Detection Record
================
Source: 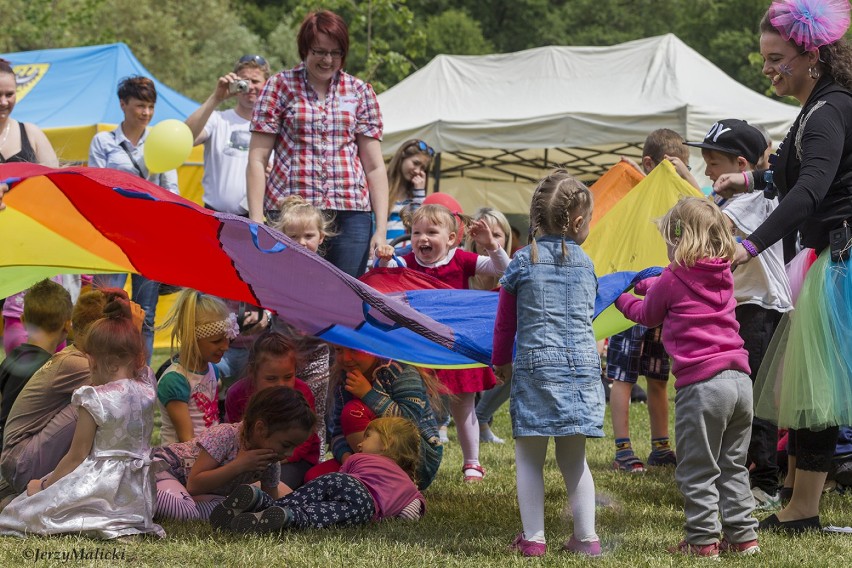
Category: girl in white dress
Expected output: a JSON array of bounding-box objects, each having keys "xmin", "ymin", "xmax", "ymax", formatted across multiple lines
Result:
[{"xmin": 0, "ymin": 298, "xmax": 164, "ymax": 539}]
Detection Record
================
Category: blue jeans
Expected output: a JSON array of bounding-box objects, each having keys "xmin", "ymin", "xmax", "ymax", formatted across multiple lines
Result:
[
  {"xmin": 476, "ymin": 377, "xmax": 512, "ymax": 425},
  {"xmin": 322, "ymin": 210, "xmax": 372, "ymax": 278},
  {"xmin": 92, "ymin": 273, "xmax": 159, "ymax": 364}
]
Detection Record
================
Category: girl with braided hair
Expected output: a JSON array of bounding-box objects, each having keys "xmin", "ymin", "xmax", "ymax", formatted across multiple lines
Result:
[{"xmin": 492, "ymin": 170, "xmax": 604, "ymax": 557}]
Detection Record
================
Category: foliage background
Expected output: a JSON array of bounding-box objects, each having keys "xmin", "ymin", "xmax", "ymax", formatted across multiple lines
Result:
[{"xmin": 1, "ymin": 0, "xmax": 788, "ymax": 102}]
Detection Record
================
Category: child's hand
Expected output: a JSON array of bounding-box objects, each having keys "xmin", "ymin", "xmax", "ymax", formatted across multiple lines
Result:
[
  {"xmin": 129, "ymin": 301, "xmax": 145, "ymax": 333},
  {"xmin": 234, "ymin": 448, "xmax": 278, "ymax": 474},
  {"xmin": 470, "ymin": 218, "xmax": 499, "ymax": 251},
  {"xmin": 26, "ymin": 478, "xmax": 43, "ymax": 496},
  {"xmin": 344, "ymin": 369, "xmax": 372, "ymax": 399},
  {"xmin": 493, "ymin": 363, "xmax": 513, "ymax": 384},
  {"xmin": 664, "ymin": 155, "xmax": 701, "ymax": 190},
  {"xmin": 374, "ymin": 244, "xmax": 395, "ymax": 261}
]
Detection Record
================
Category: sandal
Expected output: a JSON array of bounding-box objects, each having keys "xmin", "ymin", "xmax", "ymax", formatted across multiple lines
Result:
[{"xmin": 462, "ymin": 463, "xmax": 486, "ymax": 483}]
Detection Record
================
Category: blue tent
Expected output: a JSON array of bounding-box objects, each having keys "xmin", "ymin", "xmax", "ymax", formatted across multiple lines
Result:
[{"xmin": 1, "ymin": 43, "xmax": 199, "ymax": 162}]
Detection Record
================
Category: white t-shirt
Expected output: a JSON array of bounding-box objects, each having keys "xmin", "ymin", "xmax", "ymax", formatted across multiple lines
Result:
[
  {"xmin": 722, "ymin": 192, "xmax": 793, "ymax": 313},
  {"xmin": 201, "ymin": 109, "xmax": 252, "ymax": 214}
]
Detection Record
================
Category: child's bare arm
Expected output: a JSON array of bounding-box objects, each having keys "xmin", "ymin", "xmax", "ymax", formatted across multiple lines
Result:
[
  {"xmin": 664, "ymin": 155, "xmax": 701, "ymax": 190},
  {"xmin": 186, "ymin": 448, "xmax": 277, "ymax": 495},
  {"xmin": 165, "ymin": 401, "xmax": 195, "ymax": 442}
]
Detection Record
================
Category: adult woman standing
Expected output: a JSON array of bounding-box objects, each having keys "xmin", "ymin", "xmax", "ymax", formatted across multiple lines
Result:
[
  {"xmin": 715, "ymin": 0, "xmax": 852, "ymax": 533},
  {"xmin": 0, "ymin": 60, "xmax": 58, "ymax": 167},
  {"xmin": 88, "ymin": 76, "xmax": 179, "ymax": 363},
  {"xmin": 247, "ymin": 10, "xmax": 388, "ymax": 277}
]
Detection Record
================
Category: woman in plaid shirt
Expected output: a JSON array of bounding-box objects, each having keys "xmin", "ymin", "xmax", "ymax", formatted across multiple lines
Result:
[{"xmin": 247, "ymin": 10, "xmax": 389, "ymax": 278}]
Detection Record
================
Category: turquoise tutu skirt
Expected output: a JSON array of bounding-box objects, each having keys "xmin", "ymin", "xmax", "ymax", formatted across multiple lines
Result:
[{"xmin": 754, "ymin": 248, "xmax": 852, "ymax": 429}]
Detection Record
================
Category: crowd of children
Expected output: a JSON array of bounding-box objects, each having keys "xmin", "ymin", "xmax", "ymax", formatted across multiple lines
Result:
[{"xmin": 2, "ymin": 1, "xmax": 851, "ymax": 551}]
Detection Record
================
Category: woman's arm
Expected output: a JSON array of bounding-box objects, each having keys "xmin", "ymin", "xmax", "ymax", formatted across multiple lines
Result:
[
  {"xmin": 247, "ymin": 132, "xmax": 276, "ymax": 223},
  {"xmin": 165, "ymin": 401, "xmax": 195, "ymax": 442},
  {"xmin": 26, "ymin": 123, "xmax": 59, "ymax": 168},
  {"xmin": 357, "ymin": 134, "xmax": 389, "ymax": 254},
  {"xmin": 27, "ymin": 408, "xmax": 96, "ymax": 495},
  {"xmin": 185, "ymin": 447, "xmax": 276, "ymax": 496}
]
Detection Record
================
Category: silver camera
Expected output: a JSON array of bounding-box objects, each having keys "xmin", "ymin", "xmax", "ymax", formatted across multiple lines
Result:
[{"xmin": 228, "ymin": 80, "xmax": 249, "ymax": 94}]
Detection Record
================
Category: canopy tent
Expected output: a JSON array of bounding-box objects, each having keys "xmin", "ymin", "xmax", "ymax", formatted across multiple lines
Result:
[
  {"xmin": 0, "ymin": 43, "xmax": 205, "ymax": 202},
  {"xmin": 378, "ymin": 33, "xmax": 800, "ymax": 214}
]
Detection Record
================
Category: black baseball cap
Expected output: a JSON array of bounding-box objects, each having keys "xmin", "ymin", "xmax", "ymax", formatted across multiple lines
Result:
[{"xmin": 684, "ymin": 119, "xmax": 768, "ymax": 166}]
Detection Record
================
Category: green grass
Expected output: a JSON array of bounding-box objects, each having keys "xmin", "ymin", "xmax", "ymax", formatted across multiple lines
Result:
[{"xmin": 1, "ymin": 348, "xmax": 850, "ymax": 566}]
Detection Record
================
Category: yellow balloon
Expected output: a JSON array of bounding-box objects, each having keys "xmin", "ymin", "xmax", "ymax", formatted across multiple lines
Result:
[{"xmin": 143, "ymin": 119, "xmax": 193, "ymax": 174}]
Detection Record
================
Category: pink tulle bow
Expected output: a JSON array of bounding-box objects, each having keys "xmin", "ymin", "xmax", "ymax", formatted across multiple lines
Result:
[{"xmin": 770, "ymin": 0, "xmax": 851, "ymax": 51}]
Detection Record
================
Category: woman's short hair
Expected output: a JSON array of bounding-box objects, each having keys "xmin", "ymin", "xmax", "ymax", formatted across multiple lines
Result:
[
  {"xmin": 117, "ymin": 76, "xmax": 157, "ymax": 104},
  {"xmin": 297, "ymin": 11, "xmax": 350, "ymax": 67}
]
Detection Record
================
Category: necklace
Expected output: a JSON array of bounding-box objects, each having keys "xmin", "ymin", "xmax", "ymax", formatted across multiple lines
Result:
[{"xmin": 0, "ymin": 121, "xmax": 10, "ymax": 149}]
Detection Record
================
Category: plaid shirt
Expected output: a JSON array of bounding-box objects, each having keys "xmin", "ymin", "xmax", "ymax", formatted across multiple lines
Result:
[{"xmin": 251, "ymin": 64, "xmax": 383, "ymax": 212}]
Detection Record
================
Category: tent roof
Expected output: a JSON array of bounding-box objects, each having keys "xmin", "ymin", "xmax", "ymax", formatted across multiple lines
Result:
[
  {"xmin": 2, "ymin": 43, "xmax": 198, "ymax": 128},
  {"xmin": 378, "ymin": 34, "xmax": 799, "ymax": 183}
]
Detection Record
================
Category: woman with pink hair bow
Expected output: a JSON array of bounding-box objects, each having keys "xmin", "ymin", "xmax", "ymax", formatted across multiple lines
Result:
[{"xmin": 714, "ymin": 0, "xmax": 852, "ymax": 535}]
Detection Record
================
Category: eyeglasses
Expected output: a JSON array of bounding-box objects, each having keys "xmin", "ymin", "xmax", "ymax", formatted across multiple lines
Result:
[
  {"xmin": 309, "ymin": 48, "xmax": 344, "ymax": 60},
  {"xmin": 411, "ymin": 140, "xmax": 435, "ymax": 157},
  {"xmin": 238, "ymin": 54, "xmax": 267, "ymax": 67}
]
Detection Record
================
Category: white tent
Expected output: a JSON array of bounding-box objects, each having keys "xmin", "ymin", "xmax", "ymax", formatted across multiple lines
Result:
[{"xmin": 378, "ymin": 33, "xmax": 799, "ymax": 214}]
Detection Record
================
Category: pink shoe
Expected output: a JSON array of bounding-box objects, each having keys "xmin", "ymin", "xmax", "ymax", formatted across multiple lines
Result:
[
  {"xmin": 508, "ymin": 533, "xmax": 546, "ymax": 557},
  {"xmin": 562, "ymin": 536, "xmax": 602, "ymax": 557},
  {"xmin": 719, "ymin": 538, "xmax": 759, "ymax": 555},
  {"xmin": 667, "ymin": 540, "xmax": 720, "ymax": 558},
  {"xmin": 462, "ymin": 463, "xmax": 486, "ymax": 483}
]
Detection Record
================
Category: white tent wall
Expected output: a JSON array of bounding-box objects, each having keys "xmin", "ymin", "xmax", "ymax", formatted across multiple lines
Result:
[{"xmin": 378, "ymin": 34, "xmax": 799, "ymax": 214}]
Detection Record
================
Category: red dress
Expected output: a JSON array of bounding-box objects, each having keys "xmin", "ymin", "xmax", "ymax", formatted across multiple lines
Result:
[{"xmin": 401, "ymin": 249, "xmax": 497, "ymax": 394}]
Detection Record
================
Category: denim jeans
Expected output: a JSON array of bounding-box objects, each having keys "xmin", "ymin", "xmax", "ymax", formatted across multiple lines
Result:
[
  {"xmin": 322, "ymin": 210, "xmax": 373, "ymax": 278},
  {"xmin": 92, "ymin": 273, "xmax": 159, "ymax": 364}
]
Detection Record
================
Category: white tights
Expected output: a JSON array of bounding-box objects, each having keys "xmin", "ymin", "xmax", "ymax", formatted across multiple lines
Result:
[
  {"xmin": 515, "ymin": 435, "xmax": 597, "ymax": 544},
  {"xmin": 450, "ymin": 392, "xmax": 480, "ymax": 468}
]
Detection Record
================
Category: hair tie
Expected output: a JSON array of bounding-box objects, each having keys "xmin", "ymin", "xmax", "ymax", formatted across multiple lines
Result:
[
  {"xmin": 674, "ymin": 219, "xmax": 682, "ymax": 238},
  {"xmin": 769, "ymin": 0, "xmax": 851, "ymax": 52}
]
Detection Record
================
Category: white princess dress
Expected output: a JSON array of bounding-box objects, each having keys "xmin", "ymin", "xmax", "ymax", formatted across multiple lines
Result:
[{"xmin": 0, "ymin": 368, "xmax": 165, "ymax": 539}]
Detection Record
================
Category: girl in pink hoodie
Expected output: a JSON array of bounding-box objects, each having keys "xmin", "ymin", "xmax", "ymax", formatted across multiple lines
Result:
[{"xmin": 615, "ymin": 197, "xmax": 758, "ymax": 558}]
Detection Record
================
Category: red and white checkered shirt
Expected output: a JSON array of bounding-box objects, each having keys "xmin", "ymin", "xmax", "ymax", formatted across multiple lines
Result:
[{"xmin": 251, "ymin": 64, "xmax": 383, "ymax": 212}]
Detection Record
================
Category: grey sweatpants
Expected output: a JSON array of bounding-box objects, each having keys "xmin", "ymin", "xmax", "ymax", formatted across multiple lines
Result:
[{"xmin": 674, "ymin": 370, "xmax": 758, "ymax": 544}]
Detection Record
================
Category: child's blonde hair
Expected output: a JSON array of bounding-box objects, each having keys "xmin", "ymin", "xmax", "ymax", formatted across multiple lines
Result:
[
  {"xmin": 410, "ymin": 204, "xmax": 471, "ymax": 238},
  {"xmin": 159, "ymin": 288, "xmax": 232, "ymax": 371},
  {"xmin": 528, "ymin": 169, "xmax": 593, "ymax": 263},
  {"xmin": 364, "ymin": 417, "xmax": 421, "ymax": 484},
  {"xmin": 387, "ymin": 139, "xmax": 433, "ymax": 208},
  {"xmin": 272, "ymin": 195, "xmax": 336, "ymax": 241},
  {"xmin": 657, "ymin": 197, "xmax": 736, "ymax": 268}
]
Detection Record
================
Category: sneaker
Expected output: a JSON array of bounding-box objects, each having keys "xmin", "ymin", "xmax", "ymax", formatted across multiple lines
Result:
[
  {"xmin": 210, "ymin": 484, "xmax": 266, "ymax": 530},
  {"xmin": 231, "ymin": 505, "xmax": 293, "ymax": 533},
  {"xmin": 647, "ymin": 449, "xmax": 677, "ymax": 467},
  {"xmin": 508, "ymin": 533, "xmax": 546, "ymax": 557},
  {"xmin": 480, "ymin": 424, "xmax": 505, "ymax": 444},
  {"xmin": 438, "ymin": 425, "xmax": 450, "ymax": 444},
  {"xmin": 751, "ymin": 487, "xmax": 781, "ymax": 512},
  {"xmin": 562, "ymin": 536, "xmax": 602, "ymax": 557},
  {"xmin": 667, "ymin": 540, "xmax": 720, "ymax": 558},
  {"xmin": 612, "ymin": 452, "xmax": 645, "ymax": 473},
  {"xmin": 720, "ymin": 538, "xmax": 760, "ymax": 555}
]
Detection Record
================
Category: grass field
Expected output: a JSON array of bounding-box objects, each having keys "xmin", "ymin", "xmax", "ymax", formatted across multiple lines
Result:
[{"xmin": 0, "ymin": 348, "xmax": 850, "ymax": 567}]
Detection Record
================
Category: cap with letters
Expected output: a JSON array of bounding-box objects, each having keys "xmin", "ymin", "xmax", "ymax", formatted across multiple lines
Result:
[{"xmin": 684, "ymin": 119, "xmax": 768, "ymax": 166}]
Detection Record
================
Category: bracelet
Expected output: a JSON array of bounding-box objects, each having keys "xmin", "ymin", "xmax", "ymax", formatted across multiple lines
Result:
[
  {"xmin": 40, "ymin": 478, "xmax": 47, "ymax": 490},
  {"xmin": 741, "ymin": 239, "xmax": 759, "ymax": 257},
  {"xmin": 742, "ymin": 171, "xmax": 750, "ymax": 192}
]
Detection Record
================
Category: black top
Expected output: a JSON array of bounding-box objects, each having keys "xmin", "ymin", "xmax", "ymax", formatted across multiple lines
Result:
[
  {"xmin": 0, "ymin": 343, "xmax": 52, "ymax": 443},
  {"xmin": 0, "ymin": 122, "xmax": 37, "ymax": 164},
  {"xmin": 750, "ymin": 76, "xmax": 852, "ymax": 255}
]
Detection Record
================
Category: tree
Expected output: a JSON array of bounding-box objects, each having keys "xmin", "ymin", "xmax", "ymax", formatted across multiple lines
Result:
[{"xmin": 421, "ymin": 9, "xmax": 493, "ymax": 64}]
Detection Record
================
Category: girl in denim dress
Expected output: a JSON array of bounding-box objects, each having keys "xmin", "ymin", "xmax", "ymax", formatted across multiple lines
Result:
[{"xmin": 493, "ymin": 170, "xmax": 605, "ymax": 558}]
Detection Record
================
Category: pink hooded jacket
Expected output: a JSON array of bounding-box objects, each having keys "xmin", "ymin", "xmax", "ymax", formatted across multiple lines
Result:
[{"xmin": 615, "ymin": 258, "xmax": 750, "ymax": 389}]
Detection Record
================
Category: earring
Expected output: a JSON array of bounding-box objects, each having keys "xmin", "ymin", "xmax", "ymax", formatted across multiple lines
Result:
[{"xmin": 809, "ymin": 66, "xmax": 821, "ymax": 80}]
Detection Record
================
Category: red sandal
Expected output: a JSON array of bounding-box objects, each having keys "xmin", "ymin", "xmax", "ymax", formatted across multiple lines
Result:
[{"xmin": 462, "ymin": 463, "xmax": 486, "ymax": 483}]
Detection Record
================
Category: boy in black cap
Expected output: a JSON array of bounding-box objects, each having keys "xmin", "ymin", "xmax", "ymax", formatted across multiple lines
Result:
[{"xmin": 686, "ymin": 119, "xmax": 793, "ymax": 513}]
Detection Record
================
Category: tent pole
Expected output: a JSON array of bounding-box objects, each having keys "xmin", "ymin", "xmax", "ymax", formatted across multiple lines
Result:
[{"xmin": 433, "ymin": 152, "xmax": 442, "ymax": 193}]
